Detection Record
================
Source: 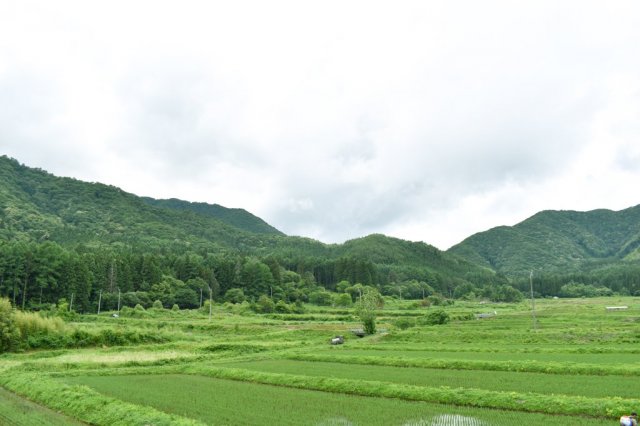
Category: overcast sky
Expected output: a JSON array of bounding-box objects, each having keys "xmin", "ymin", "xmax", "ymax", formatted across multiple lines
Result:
[{"xmin": 1, "ymin": 1, "xmax": 640, "ymax": 250}]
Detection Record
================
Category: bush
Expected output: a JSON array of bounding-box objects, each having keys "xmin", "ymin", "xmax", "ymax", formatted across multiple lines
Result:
[
  {"xmin": 152, "ymin": 300, "xmax": 164, "ymax": 310},
  {"xmin": 0, "ymin": 297, "xmax": 20, "ymax": 352},
  {"xmin": 334, "ymin": 293, "xmax": 353, "ymax": 307},
  {"xmin": 420, "ymin": 309, "xmax": 450, "ymax": 325},
  {"xmin": 255, "ymin": 295, "xmax": 275, "ymax": 313},
  {"xmin": 225, "ymin": 288, "xmax": 246, "ymax": 304},
  {"xmin": 309, "ymin": 291, "xmax": 333, "ymax": 306},
  {"xmin": 275, "ymin": 300, "xmax": 291, "ymax": 313},
  {"xmin": 14, "ymin": 310, "xmax": 65, "ymax": 338},
  {"xmin": 171, "ymin": 304, "xmax": 180, "ymax": 311},
  {"xmin": 393, "ymin": 317, "xmax": 416, "ymax": 330}
]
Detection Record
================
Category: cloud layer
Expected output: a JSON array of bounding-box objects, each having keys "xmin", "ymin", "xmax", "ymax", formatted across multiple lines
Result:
[{"xmin": 1, "ymin": 1, "xmax": 640, "ymax": 248}]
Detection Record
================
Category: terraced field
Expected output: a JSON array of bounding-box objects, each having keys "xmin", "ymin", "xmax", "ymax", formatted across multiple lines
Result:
[{"xmin": 1, "ymin": 297, "xmax": 638, "ymax": 425}]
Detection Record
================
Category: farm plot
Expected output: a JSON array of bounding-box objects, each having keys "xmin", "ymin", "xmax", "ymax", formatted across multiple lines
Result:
[
  {"xmin": 64, "ymin": 373, "xmax": 611, "ymax": 426},
  {"xmin": 0, "ymin": 386, "xmax": 84, "ymax": 426},
  {"xmin": 219, "ymin": 359, "xmax": 639, "ymax": 398},
  {"xmin": 313, "ymin": 348, "xmax": 640, "ymax": 364}
]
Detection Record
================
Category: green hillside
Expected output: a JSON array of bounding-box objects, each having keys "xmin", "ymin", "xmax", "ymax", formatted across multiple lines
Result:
[
  {"xmin": 448, "ymin": 206, "xmax": 640, "ymax": 277},
  {"xmin": 0, "ymin": 156, "xmax": 504, "ymax": 311},
  {"xmin": 0, "ymin": 156, "xmax": 278, "ymax": 252},
  {"xmin": 141, "ymin": 197, "xmax": 283, "ymax": 236}
]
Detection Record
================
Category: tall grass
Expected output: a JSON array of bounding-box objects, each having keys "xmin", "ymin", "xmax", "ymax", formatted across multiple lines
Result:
[{"xmin": 14, "ymin": 310, "xmax": 66, "ymax": 338}]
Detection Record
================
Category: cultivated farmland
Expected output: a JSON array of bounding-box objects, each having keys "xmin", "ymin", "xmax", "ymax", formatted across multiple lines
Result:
[{"xmin": 1, "ymin": 297, "xmax": 638, "ymax": 425}]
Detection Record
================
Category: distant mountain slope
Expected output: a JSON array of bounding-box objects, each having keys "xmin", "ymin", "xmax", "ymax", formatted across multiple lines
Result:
[
  {"xmin": 448, "ymin": 206, "xmax": 640, "ymax": 276},
  {"xmin": 0, "ymin": 155, "xmax": 504, "ymax": 289},
  {"xmin": 0, "ymin": 156, "xmax": 274, "ymax": 250},
  {"xmin": 141, "ymin": 197, "xmax": 283, "ymax": 236}
]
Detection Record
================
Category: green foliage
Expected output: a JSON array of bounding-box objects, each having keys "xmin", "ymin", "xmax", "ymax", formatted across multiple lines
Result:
[
  {"xmin": 333, "ymin": 293, "xmax": 353, "ymax": 307},
  {"xmin": 224, "ymin": 288, "xmax": 246, "ymax": 304},
  {"xmin": 274, "ymin": 300, "xmax": 291, "ymax": 313},
  {"xmin": 559, "ymin": 282, "xmax": 614, "ymax": 298},
  {"xmin": 0, "ymin": 156, "xmax": 512, "ymax": 309},
  {"xmin": 309, "ymin": 290, "xmax": 333, "ymax": 306},
  {"xmin": 392, "ymin": 317, "xmax": 416, "ymax": 330},
  {"xmin": 420, "ymin": 309, "xmax": 450, "ymax": 325},
  {"xmin": 151, "ymin": 300, "xmax": 163, "ymax": 309},
  {"xmin": 0, "ymin": 297, "xmax": 20, "ymax": 352},
  {"xmin": 355, "ymin": 288, "xmax": 381, "ymax": 335},
  {"xmin": 141, "ymin": 197, "xmax": 283, "ymax": 236},
  {"xmin": 255, "ymin": 295, "xmax": 275, "ymax": 313},
  {"xmin": 449, "ymin": 205, "xmax": 640, "ymax": 278}
]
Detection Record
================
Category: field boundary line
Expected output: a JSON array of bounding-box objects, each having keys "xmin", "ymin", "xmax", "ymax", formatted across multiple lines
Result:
[
  {"xmin": 0, "ymin": 371, "xmax": 205, "ymax": 426},
  {"xmin": 286, "ymin": 353, "xmax": 640, "ymax": 376},
  {"xmin": 181, "ymin": 366, "xmax": 633, "ymax": 419}
]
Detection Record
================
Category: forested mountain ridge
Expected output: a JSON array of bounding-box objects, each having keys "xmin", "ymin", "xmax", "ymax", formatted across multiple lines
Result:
[
  {"xmin": 0, "ymin": 155, "xmax": 282, "ymax": 251},
  {"xmin": 0, "ymin": 155, "xmax": 505, "ymax": 311},
  {"xmin": 141, "ymin": 197, "xmax": 283, "ymax": 236},
  {"xmin": 448, "ymin": 205, "xmax": 640, "ymax": 277}
]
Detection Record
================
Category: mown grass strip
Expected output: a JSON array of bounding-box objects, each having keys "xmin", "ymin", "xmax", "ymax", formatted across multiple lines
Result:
[
  {"xmin": 0, "ymin": 371, "xmax": 204, "ymax": 426},
  {"xmin": 347, "ymin": 344, "xmax": 640, "ymax": 354},
  {"xmin": 220, "ymin": 359, "xmax": 639, "ymax": 399},
  {"xmin": 182, "ymin": 365, "xmax": 636, "ymax": 419},
  {"xmin": 287, "ymin": 353, "xmax": 640, "ymax": 376}
]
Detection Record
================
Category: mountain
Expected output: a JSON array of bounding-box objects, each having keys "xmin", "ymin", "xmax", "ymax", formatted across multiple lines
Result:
[
  {"xmin": 141, "ymin": 197, "xmax": 283, "ymax": 236},
  {"xmin": 448, "ymin": 206, "xmax": 640, "ymax": 277},
  {"xmin": 0, "ymin": 156, "xmax": 281, "ymax": 251},
  {"xmin": 0, "ymin": 155, "xmax": 496, "ymax": 289}
]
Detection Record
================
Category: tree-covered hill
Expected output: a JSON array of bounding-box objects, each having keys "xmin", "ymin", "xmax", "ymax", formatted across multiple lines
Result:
[
  {"xmin": 0, "ymin": 155, "xmax": 508, "ymax": 311},
  {"xmin": 0, "ymin": 156, "xmax": 277, "ymax": 251},
  {"xmin": 448, "ymin": 206, "xmax": 640, "ymax": 277},
  {"xmin": 141, "ymin": 197, "xmax": 283, "ymax": 236}
]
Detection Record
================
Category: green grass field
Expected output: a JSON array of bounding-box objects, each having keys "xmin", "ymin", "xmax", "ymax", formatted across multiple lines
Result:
[
  {"xmin": 64, "ymin": 374, "xmax": 611, "ymax": 426},
  {"xmin": 1, "ymin": 297, "xmax": 639, "ymax": 425},
  {"xmin": 0, "ymin": 387, "xmax": 84, "ymax": 426}
]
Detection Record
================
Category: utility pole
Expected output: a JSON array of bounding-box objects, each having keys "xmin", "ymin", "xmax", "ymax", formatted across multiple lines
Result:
[
  {"xmin": 199, "ymin": 288, "xmax": 203, "ymax": 308},
  {"xmin": 208, "ymin": 286, "xmax": 213, "ymax": 320},
  {"xmin": 69, "ymin": 293, "xmax": 74, "ymax": 312},
  {"xmin": 117, "ymin": 288, "xmax": 121, "ymax": 314},
  {"xmin": 530, "ymin": 270, "xmax": 537, "ymax": 330},
  {"xmin": 97, "ymin": 290, "xmax": 102, "ymax": 315}
]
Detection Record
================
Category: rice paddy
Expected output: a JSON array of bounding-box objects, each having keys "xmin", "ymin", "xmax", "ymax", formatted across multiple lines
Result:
[{"xmin": 0, "ymin": 297, "xmax": 638, "ymax": 425}]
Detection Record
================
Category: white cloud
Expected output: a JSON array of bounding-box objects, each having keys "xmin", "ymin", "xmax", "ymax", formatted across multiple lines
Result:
[{"xmin": 1, "ymin": 1, "xmax": 640, "ymax": 249}]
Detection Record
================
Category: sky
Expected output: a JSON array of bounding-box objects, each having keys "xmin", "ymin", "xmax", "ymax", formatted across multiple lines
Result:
[{"xmin": 1, "ymin": 1, "xmax": 640, "ymax": 250}]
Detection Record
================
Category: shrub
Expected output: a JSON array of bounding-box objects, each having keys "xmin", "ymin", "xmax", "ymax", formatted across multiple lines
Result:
[
  {"xmin": 393, "ymin": 317, "xmax": 416, "ymax": 330},
  {"xmin": 292, "ymin": 300, "xmax": 306, "ymax": 314},
  {"xmin": 152, "ymin": 300, "xmax": 164, "ymax": 310},
  {"xmin": 334, "ymin": 293, "xmax": 353, "ymax": 307},
  {"xmin": 427, "ymin": 295, "xmax": 443, "ymax": 306},
  {"xmin": 356, "ymin": 289, "xmax": 381, "ymax": 335},
  {"xmin": 309, "ymin": 291, "xmax": 333, "ymax": 306},
  {"xmin": 134, "ymin": 304, "xmax": 145, "ymax": 312},
  {"xmin": 14, "ymin": 310, "xmax": 65, "ymax": 338},
  {"xmin": 171, "ymin": 304, "xmax": 180, "ymax": 311},
  {"xmin": 255, "ymin": 295, "xmax": 275, "ymax": 313},
  {"xmin": 275, "ymin": 300, "xmax": 291, "ymax": 313},
  {"xmin": 225, "ymin": 288, "xmax": 246, "ymax": 304},
  {"xmin": 0, "ymin": 297, "xmax": 20, "ymax": 352},
  {"xmin": 420, "ymin": 309, "xmax": 450, "ymax": 325}
]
